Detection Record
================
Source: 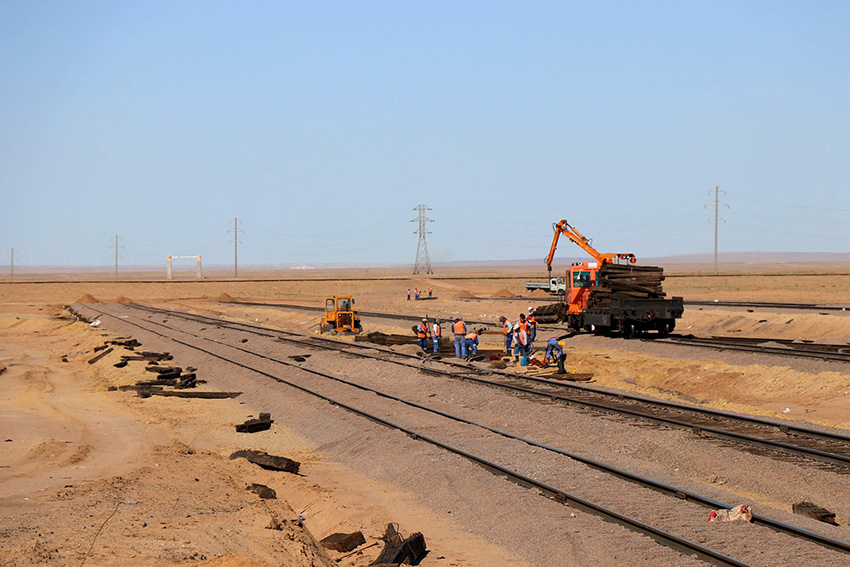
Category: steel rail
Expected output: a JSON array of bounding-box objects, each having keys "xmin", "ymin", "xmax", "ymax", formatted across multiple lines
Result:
[
  {"xmin": 686, "ymin": 300, "xmax": 849, "ymax": 312},
  {"xmin": 119, "ymin": 302, "xmax": 850, "ymax": 462},
  {"xmin": 660, "ymin": 336, "xmax": 850, "ymax": 363},
  {"xmin": 77, "ymin": 303, "xmax": 850, "ymax": 564}
]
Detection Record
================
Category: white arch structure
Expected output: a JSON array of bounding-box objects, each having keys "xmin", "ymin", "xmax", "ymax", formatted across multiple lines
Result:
[{"xmin": 166, "ymin": 255, "xmax": 202, "ymax": 279}]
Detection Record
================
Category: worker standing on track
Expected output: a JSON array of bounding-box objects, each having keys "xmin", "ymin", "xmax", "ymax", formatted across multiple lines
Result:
[
  {"xmin": 464, "ymin": 328, "xmax": 479, "ymax": 358},
  {"xmin": 513, "ymin": 322, "xmax": 528, "ymax": 361},
  {"xmin": 526, "ymin": 308, "xmax": 537, "ymax": 348},
  {"xmin": 415, "ymin": 318, "xmax": 429, "ymax": 351},
  {"xmin": 500, "ymin": 316, "xmax": 513, "ymax": 354},
  {"xmin": 452, "ymin": 316, "xmax": 468, "ymax": 358},
  {"xmin": 432, "ymin": 318, "xmax": 442, "ymax": 353}
]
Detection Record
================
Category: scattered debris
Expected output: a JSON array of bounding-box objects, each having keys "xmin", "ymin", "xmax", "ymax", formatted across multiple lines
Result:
[
  {"xmin": 116, "ymin": 385, "xmax": 240, "ymax": 399},
  {"xmin": 320, "ymin": 531, "xmax": 366, "ymax": 553},
  {"xmin": 793, "ymin": 502, "xmax": 837, "ymax": 525},
  {"xmin": 236, "ymin": 413, "xmax": 274, "ymax": 433},
  {"xmin": 708, "ymin": 504, "xmax": 753, "ymax": 523},
  {"xmin": 288, "ymin": 354, "xmax": 311, "ymax": 362},
  {"xmin": 229, "ymin": 450, "xmax": 300, "ymax": 474},
  {"xmin": 87, "ymin": 347, "xmax": 113, "ymax": 364},
  {"xmin": 246, "ymin": 483, "xmax": 277, "ymax": 499},
  {"xmin": 370, "ymin": 523, "xmax": 426, "ymax": 566}
]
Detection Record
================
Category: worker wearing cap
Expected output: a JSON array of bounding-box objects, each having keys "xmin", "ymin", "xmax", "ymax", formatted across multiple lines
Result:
[
  {"xmin": 415, "ymin": 318, "xmax": 429, "ymax": 351},
  {"xmin": 500, "ymin": 316, "xmax": 513, "ymax": 354},
  {"xmin": 526, "ymin": 308, "xmax": 537, "ymax": 347},
  {"xmin": 464, "ymin": 329, "xmax": 479, "ymax": 358},
  {"xmin": 513, "ymin": 322, "xmax": 528, "ymax": 361},
  {"xmin": 543, "ymin": 336, "xmax": 564, "ymax": 364},
  {"xmin": 431, "ymin": 318, "xmax": 442, "ymax": 353},
  {"xmin": 452, "ymin": 316, "xmax": 468, "ymax": 358}
]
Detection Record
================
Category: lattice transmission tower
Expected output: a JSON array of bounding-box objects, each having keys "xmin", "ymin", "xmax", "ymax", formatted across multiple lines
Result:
[{"xmin": 411, "ymin": 204, "xmax": 434, "ymax": 274}]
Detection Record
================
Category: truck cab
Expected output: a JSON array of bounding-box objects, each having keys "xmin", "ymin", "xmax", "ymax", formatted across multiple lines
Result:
[{"xmin": 566, "ymin": 262, "xmax": 598, "ymax": 315}]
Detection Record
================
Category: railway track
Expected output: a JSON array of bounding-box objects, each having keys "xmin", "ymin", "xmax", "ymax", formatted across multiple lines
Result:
[
  {"xmin": 658, "ymin": 335, "xmax": 850, "ymax": 363},
  {"xmin": 100, "ymin": 303, "xmax": 850, "ymax": 471},
  {"xmin": 70, "ymin": 301, "xmax": 850, "ymax": 566},
  {"xmin": 686, "ymin": 300, "xmax": 850, "ymax": 312},
  {"xmin": 223, "ymin": 300, "xmax": 850, "ymax": 364}
]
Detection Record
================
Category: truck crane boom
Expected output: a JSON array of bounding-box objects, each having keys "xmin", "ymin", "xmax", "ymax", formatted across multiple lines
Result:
[{"xmin": 545, "ymin": 219, "xmax": 636, "ymax": 277}]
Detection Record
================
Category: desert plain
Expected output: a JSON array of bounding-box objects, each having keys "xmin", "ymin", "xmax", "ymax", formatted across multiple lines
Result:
[{"xmin": 2, "ymin": 263, "xmax": 850, "ymax": 566}]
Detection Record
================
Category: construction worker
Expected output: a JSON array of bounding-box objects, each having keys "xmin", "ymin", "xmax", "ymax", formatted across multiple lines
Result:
[
  {"xmin": 464, "ymin": 328, "xmax": 479, "ymax": 358},
  {"xmin": 414, "ymin": 288, "xmax": 420, "ymax": 300},
  {"xmin": 513, "ymin": 322, "xmax": 528, "ymax": 361},
  {"xmin": 415, "ymin": 318, "xmax": 429, "ymax": 351},
  {"xmin": 500, "ymin": 316, "xmax": 513, "ymax": 354},
  {"xmin": 526, "ymin": 308, "xmax": 537, "ymax": 347},
  {"xmin": 452, "ymin": 316, "xmax": 468, "ymax": 358},
  {"xmin": 407, "ymin": 289, "xmax": 411, "ymax": 301},
  {"xmin": 543, "ymin": 336, "xmax": 563, "ymax": 364},
  {"xmin": 431, "ymin": 318, "xmax": 442, "ymax": 353},
  {"xmin": 428, "ymin": 287, "xmax": 433, "ymax": 298}
]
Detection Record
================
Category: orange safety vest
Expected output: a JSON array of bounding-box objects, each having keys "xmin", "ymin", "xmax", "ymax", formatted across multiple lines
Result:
[
  {"xmin": 433, "ymin": 323, "xmax": 442, "ymax": 337},
  {"xmin": 515, "ymin": 328, "xmax": 528, "ymax": 345},
  {"xmin": 518, "ymin": 320, "xmax": 528, "ymax": 334},
  {"xmin": 452, "ymin": 320, "xmax": 467, "ymax": 335},
  {"xmin": 527, "ymin": 317, "xmax": 536, "ymax": 332},
  {"xmin": 465, "ymin": 331, "xmax": 478, "ymax": 341},
  {"xmin": 416, "ymin": 323, "xmax": 427, "ymax": 338},
  {"xmin": 503, "ymin": 320, "xmax": 512, "ymax": 335}
]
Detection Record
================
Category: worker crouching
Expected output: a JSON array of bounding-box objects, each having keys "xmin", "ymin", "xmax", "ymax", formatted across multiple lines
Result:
[
  {"xmin": 464, "ymin": 329, "xmax": 479, "ymax": 359},
  {"xmin": 452, "ymin": 317, "xmax": 468, "ymax": 358},
  {"xmin": 544, "ymin": 336, "xmax": 568, "ymax": 374}
]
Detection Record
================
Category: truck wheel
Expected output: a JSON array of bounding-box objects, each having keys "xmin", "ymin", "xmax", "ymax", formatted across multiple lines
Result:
[
  {"xmin": 622, "ymin": 323, "xmax": 635, "ymax": 339},
  {"xmin": 658, "ymin": 321, "xmax": 674, "ymax": 336}
]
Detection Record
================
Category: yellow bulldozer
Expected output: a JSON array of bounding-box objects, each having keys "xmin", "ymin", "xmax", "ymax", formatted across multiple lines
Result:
[{"xmin": 320, "ymin": 296, "xmax": 362, "ymax": 334}]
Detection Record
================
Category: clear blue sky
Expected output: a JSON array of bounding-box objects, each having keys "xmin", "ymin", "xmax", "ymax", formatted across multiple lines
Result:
[{"xmin": 1, "ymin": 1, "xmax": 848, "ymax": 267}]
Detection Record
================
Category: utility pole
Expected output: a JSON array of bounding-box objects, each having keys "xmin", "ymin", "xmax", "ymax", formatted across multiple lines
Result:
[
  {"xmin": 229, "ymin": 218, "xmax": 243, "ymax": 278},
  {"xmin": 111, "ymin": 235, "xmax": 123, "ymax": 279},
  {"xmin": 707, "ymin": 186, "xmax": 727, "ymax": 276},
  {"xmin": 411, "ymin": 205, "xmax": 434, "ymax": 275}
]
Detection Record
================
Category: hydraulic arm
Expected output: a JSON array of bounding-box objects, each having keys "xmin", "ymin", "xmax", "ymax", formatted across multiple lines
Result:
[{"xmin": 545, "ymin": 219, "xmax": 636, "ymax": 277}]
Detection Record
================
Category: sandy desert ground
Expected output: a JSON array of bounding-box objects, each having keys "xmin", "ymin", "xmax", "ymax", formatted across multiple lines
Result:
[{"xmin": 2, "ymin": 263, "xmax": 849, "ymax": 566}]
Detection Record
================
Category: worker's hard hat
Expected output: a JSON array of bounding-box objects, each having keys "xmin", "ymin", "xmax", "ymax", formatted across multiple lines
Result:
[
  {"xmin": 421, "ymin": 318, "xmax": 427, "ymax": 322},
  {"xmin": 528, "ymin": 306, "xmax": 533, "ymax": 312},
  {"xmin": 558, "ymin": 341, "xmax": 565, "ymax": 346},
  {"xmin": 455, "ymin": 316, "xmax": 462, "ymax": 321},
  {"xmin": 513, "ymin": 323, "xmax": 520, "ymax": 330},
  {"xmin": 499, "ymin": 316, "xmax": 506, "ymax": 321}
]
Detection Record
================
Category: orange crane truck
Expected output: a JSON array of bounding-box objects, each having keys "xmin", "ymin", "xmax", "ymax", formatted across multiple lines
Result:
[{"xmin": 535, "ymin": 220, "xmax": 683, "ymax": 337}]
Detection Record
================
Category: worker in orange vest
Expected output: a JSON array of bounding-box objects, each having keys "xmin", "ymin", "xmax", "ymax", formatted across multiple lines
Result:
[
  {"xmin": 431, "ymin": 318, "xmax": 442, "ymax": 353},
  {"xmin": 451, "ymin": 316, "xmax": 468, "ymax": 358},
  {"xmin": 500, "ymin": 316, "xmax": 513, "ymax": 354},
  {"xmin": 513, "ymin": 322, "xmax": 528, "ymax": 361},
  {"xmin": 464, "ymin": 329, "xmax": 479, "ymax": 358},
  {"xmin": 526, "ymin": 308, "xmax": 537, "ymax": 347},
  {"xmin": 415, "ymin": 318, "xmax": 429, "ymax": 351}
]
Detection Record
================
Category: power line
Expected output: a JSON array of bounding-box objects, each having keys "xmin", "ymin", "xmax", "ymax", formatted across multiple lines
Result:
[{"xmin": 411, "ymin": 204, "xmax": 434, "ymax": 275}]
